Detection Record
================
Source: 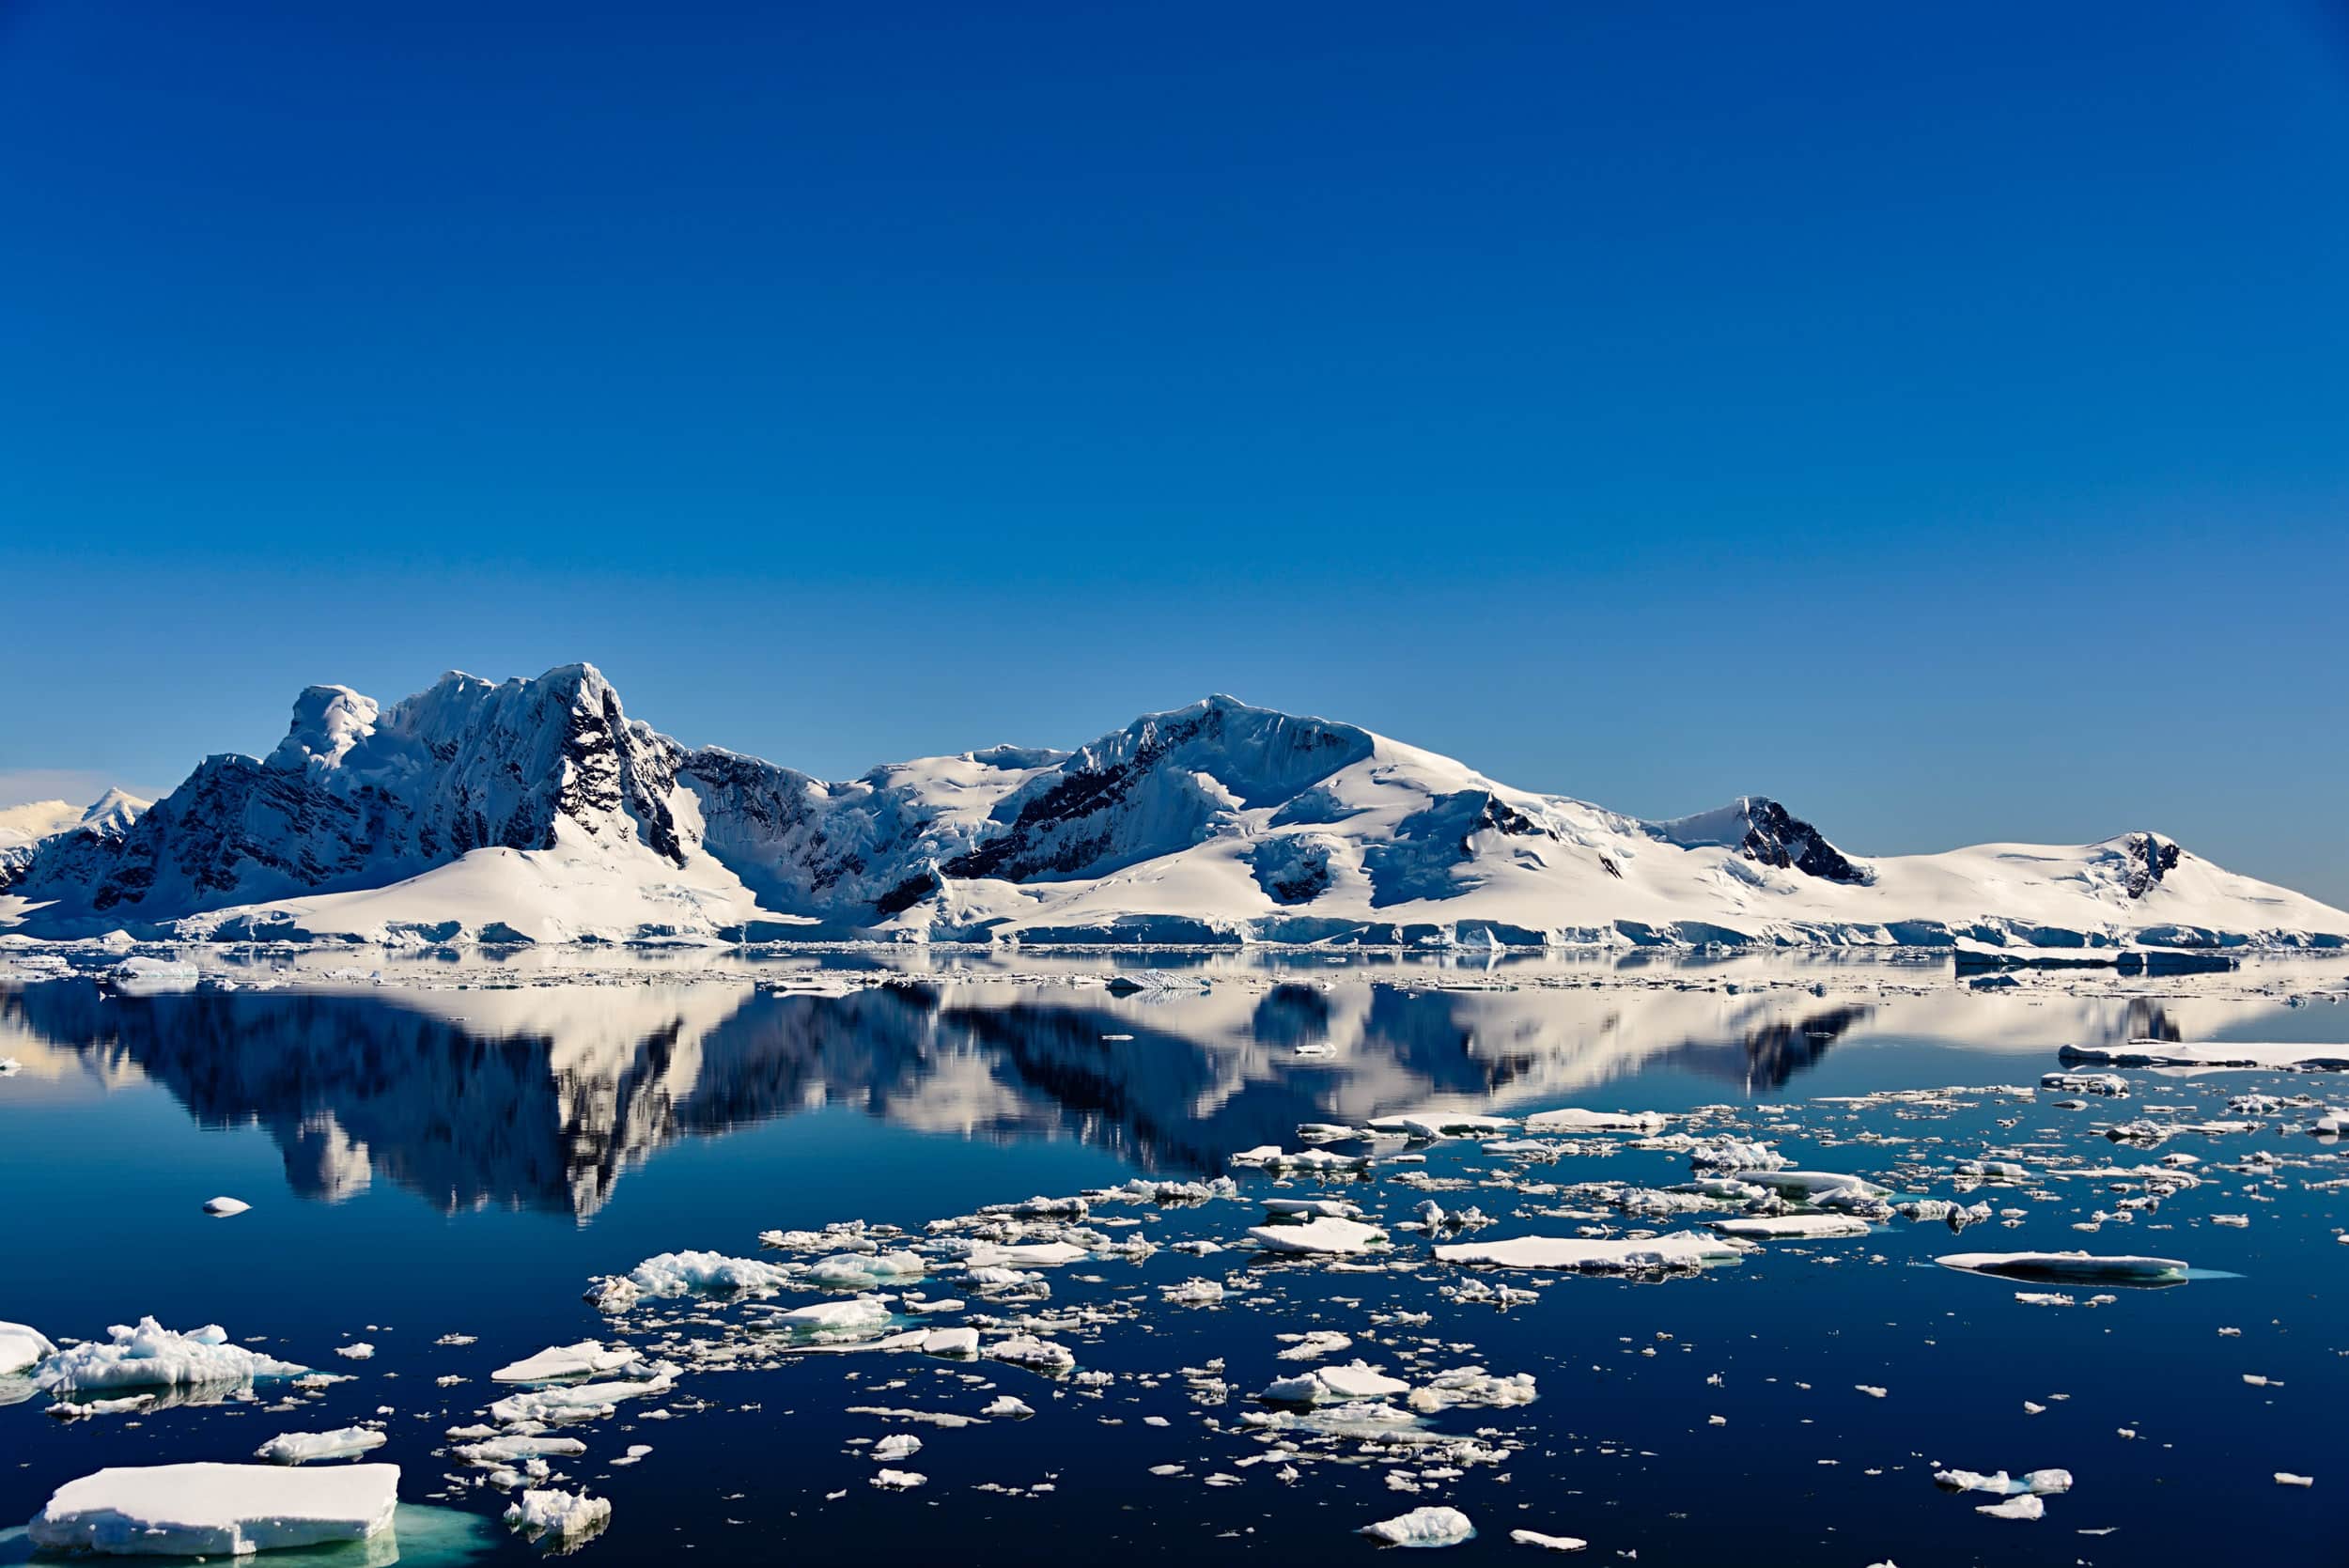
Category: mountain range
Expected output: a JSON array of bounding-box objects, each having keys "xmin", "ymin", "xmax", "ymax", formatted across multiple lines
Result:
[{"xmin": 3, "ymin": 662, "xmax": 2342, "ymax": 950}]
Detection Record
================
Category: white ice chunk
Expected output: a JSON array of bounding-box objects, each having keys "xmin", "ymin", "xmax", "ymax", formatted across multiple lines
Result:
[
  {"xmin": 202, "ymin": 1197, "xmax": 251, "ymax": 1218},
  {"xmin": 504, "ymin": 1487, "xmax": 610, "ymax": 1538},
  {"xmin": 1510, "ymin": 1529, "xmax": 1588, "ymax": 1551}
]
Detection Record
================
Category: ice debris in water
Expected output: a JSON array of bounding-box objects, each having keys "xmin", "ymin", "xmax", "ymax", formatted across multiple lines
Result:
[
  {"xmin": 255, "ymin": 1426, "xmax": 388, "ymax": 1464},
  {"xmin": 1361, "ymin": 1505, "xmax": 1476, "ymax": 1546},
  {"xmin": 870, "ymin": 1469, "xmax": 927, "ymax": 1490},
  {"xmin": 982, "ymin": 1395, "xmax": 1034, "ymax": 1418},
  {"xmin": 871, "ymin": 1434, "xmax": 923, "ymax": 1463},
  {"xmin": 202, "ymin": 1196, "xmax": 251, "ymax": 1218},
  {"xmin": 28, "ymin": 1463, "xmax": 398, "ymax": 1556},
  {"xmin": 505, "ymin": 1487, "xmax": 612, "ymax": 1539},
  {"xmin": 34, "ymin": 1318, "xmax": 307, "ymax": 1392}
]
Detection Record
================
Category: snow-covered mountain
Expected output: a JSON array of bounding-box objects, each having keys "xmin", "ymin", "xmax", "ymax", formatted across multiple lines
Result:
[{"xmin": 3, "ymin": 663, "xmax": 2343, "ymax": 950}]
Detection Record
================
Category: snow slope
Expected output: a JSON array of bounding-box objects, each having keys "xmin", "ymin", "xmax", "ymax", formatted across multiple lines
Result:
[{"xmin": 3, "ymin": 667, "xmax": 2342, "ymax": 950}]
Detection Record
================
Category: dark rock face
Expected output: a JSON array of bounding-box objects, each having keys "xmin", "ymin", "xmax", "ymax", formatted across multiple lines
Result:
[
  {"xmin": 1735, "ymin": 799, "xmax": 1867, "ymax": 884},
  {"xmin": 2122, "ymin": 832, "xmax": 2183, "ymax": 898}
]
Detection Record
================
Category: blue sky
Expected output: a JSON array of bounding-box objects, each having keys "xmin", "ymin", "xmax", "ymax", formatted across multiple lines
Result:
[{"xmin": 3, "ymin": 0, "xmax": 2346, "ymax": 902}]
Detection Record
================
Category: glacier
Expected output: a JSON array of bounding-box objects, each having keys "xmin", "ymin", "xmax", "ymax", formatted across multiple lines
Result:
[{"xmin": 4, "ymin": 662, "xmax": 2345, "ymax": 952}]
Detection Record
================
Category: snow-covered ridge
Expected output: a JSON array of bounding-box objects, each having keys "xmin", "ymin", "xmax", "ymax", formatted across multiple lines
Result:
[{"xmin": 3, "ymin": 664, "xmax": 2343, "ymax": 950}]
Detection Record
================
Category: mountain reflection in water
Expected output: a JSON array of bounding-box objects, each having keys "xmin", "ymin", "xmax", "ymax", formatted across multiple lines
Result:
[{"xmin": 0, "ymin": 971, "xmax": 2211, "ymax": 1219}]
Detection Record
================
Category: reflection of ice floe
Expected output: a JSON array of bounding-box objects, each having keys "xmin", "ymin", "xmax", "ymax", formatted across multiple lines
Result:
[{"xmin": 1936, "ymin": 1251, "xmax": 2189, "ymax": 1286}]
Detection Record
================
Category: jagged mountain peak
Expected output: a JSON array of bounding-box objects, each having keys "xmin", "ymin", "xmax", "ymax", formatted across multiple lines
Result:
[
  {"xmin": 6, "ymin": 663, "xmax": 2343, "ymax": 951},
  {"xmin": 1644, "ymin": 796, "xmax": 1869, "ymax": 885}
]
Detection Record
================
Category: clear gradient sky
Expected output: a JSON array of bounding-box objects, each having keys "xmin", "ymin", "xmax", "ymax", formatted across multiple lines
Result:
[{"xmin": 3, "ymin": 0, "xmax": 2346, "ymax": 903}]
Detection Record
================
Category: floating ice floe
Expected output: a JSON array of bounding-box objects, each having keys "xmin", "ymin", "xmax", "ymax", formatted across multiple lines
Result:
[
  {"xmin": 452, "ymin": 1435, "xmax": 587, "ymax": 1465},
  {"xmin": 1361, "ymin": 1505, "xmax": 1476, "ymax": 1546},
  {"xmin": 491, "ymin": 1340, "xmax": 645, "ymax": 1383},
  {"xmin": 504, "ymin": 1486, "xmax": 611, "ymax": 1539},
  {"xmin": 1246, "ymin": 1217, "xmax": 1390, "ymax": 1255},
  {"xmin": 961, "ymin": 1241, "xmax": 1090, "ymax": 1268},
  {"xmin": 808, "ymin": 1250, "xmax": 927, "ymax": 1287},
  {"xmin": 1709, "ymin": 1214, "xmax": 1873, "ymax": 1240},
  {"xmin": 1, "ymin": 1319, "xmax": 57, "ymax": 1375},
  {"xmin": 202, "ymin": 1196, "xmax": 251, "ymax": 1218},
  {"xmin": 1276, "ymin": 1330, "xmax": 1353, "ymax": 1361},
  {"xmin": 2042, "ymin": 1072, "xmax": 2129, "ymax": 1096},
  {"xmin": 1936, "ymin": 1251, "xmax": 2189, "ymax": 1286},
  {"xmin": 1230, "ymin": 1146, "xmax": 1371, "ymax": 1173},
  {"xmin": 1523, "ymin": 1108, "xmax": 1666, "ymax": 1135},
  {"xmin": 2060, "ymin": 1040, "xmax": 2349, "ymax": 1071},
  {"xmin": 1935, "ymin": 1467, "xmax": 2072, "ymax": 1496},
  {"xmin": 1408, "ymin": 1366, "xmax": 1537, "ymax": 1412},
  {"xmin": 1368, "ymin": 1112, "xmax": 1517, "ymax": 1141},
  {"xmin": 34, "ymin": 1318, "xmax": 307, "ymax": 1392},
  {"xmin": 871, "ymin": 1468, "xmax": 927, "ymax": 1489},
  {"xmin": 1435, "ymin": 1234, "xmax": 1746, "ymax": 1273},
  {"xmin": 334, "ymin": 1343, "xmax": 375, "ymax": 1360},
  {"xmin": 1975, "ymin": 1495, "xmax": 2045, "ymax": 1520},
  {"xmin": 757, "ymin": 1296, "xmax": 894, "ymax": 1337},
  {"xmin": 871, "ymin": 1433, "xmax": 923, "ymax": 1463},
  {"xmin": 255, "ymin": 1426, "xmax": 387, "ymax": 1464},
  {"xmin": 1509, "ymin": 1529, "xmax": 1588, "ymax": 1551},
  {"xmin": 618, "ymin": 1250, "xmax": 798, "ymax": 1301},
  {"xmin": 1731, "ymin": 1170, "xmax": 1891, "ymax": 1203},
  {"xmin": 981, "ymin": 1395, "xmax": 1034, "ymax": 1418},
  {"xmin": 28, "ymin": 1462, "xmax": 398, "ymax": 1556},
  {"xmin": 1259, "ymin": 1362, "xmax": 1412, "ymax": 1405},
  {"xmin": 985, "ymin": 1334, "xmax": 1076, "ymax": 1373},
  {"xmin": 487, "ymin": 1370, "xmax": 676, "ymax": 1424}
]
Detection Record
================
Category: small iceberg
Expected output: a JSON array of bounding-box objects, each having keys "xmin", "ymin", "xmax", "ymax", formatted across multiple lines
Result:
[
  {"xmin": 27, "ymin": 1463, "xmax": 397, "ymax": 1556},
  {"xmin": 1361, "ymin": 1505, "xmax": 1475, "ymax": 1546},
  {"xmin": 202, "ymin": 1196, "xmax": 251, "ymax": 1218},
  {"xmin": 34, "ymin": 1318, "xmax": 306, "ymax": 1393},
  {"xmin": 503, "ymin": 1487, "xmax": 610, "ymax": 1541}
]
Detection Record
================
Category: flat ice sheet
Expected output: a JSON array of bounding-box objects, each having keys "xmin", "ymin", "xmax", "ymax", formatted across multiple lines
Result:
[{"xmin": 28, "ymin": 1462, "xmax": 398, "ymax": 1556}]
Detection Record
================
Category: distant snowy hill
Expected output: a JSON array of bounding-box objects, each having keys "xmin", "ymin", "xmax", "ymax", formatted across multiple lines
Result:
[{"xmin": 3, "ymin": 663, "xmax": 2342, "ymax": 951}]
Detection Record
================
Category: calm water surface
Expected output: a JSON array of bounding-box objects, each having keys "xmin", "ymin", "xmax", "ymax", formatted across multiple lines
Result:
[{"xmin": 2, "ymin": 953, "xmax": 2342, "ymax": 1565}]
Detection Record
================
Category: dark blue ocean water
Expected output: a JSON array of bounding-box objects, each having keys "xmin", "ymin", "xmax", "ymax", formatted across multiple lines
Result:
[{"xmin": 1, "ymin": 957, "xmax": 2342, "ymax": 1565}]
